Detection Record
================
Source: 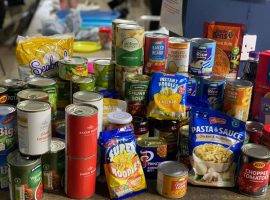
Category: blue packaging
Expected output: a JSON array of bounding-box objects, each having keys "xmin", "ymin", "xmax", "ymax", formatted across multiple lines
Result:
[
  {"xmin": 98, "ymin": 89, "xmax": 118, "ymax": 99},
  {"xmin": 187, "ymin": 75, "xmax": 200, "ymax": 105}
]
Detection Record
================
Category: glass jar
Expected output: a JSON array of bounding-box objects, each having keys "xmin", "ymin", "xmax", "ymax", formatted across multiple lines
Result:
[
  {"xmin": 106, "ymin": 111, "xmax": 133, "ymax": 131},
  {"xmin": 132, "ymin": 116, "xmax": 149, "ymax": 138},
  {"xmin": 260, "ymin": 124, "xmax": 270, "ymax": 148}
]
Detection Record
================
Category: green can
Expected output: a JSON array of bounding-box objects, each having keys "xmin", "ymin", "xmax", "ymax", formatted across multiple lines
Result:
[
  {"xmin": 56, "ymin": 78, "xmax": 70, "ymax": 111},
  {"xmin": 93, "ymin": 59, "xmax": 115, "ymax": 89},
  {"xmin": 42, "ymin": 138, "xmax": 65, "ymax": 192},
  {"xmin": 28, "ymin": 77, "xmax": 57, "ymax": 119},
  {"xmin": 71, "ymin": 74, "xmax": 96, "ymax": 100},
  {"xmin": 2, "ymin": 79, "xmax": 27, "ymax": 105},
  {"xmin": 7, "ymin": 151, "xmax": 43, "ymax": 200}
]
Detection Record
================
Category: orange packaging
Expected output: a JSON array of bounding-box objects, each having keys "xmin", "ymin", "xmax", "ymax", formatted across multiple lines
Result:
[{"xmin": 204, "ymin": 22, "xmax": 245, "ymax": 79}]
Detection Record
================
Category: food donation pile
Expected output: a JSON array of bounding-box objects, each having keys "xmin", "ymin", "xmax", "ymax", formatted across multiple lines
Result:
[{"xmin": 1, "ymin": 20, "xmax": 270, "ymax": 200}]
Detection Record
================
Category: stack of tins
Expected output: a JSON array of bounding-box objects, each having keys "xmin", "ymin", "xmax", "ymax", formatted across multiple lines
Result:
[{"xmin": 65, "ymin": 104, "xmax": 98, "ymax": 199}]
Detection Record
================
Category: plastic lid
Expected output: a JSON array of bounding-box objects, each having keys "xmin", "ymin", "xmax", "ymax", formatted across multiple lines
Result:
[
  {"xmin": 249, "ymin": 51, "xmax": 260, "ymax": 59},
  {"xmin": 263, "ymin": 124, "xmax": 270, "ymax": 136},
  {"xmin": 107, "ymin": 111, "xmax": 132, "ymax": 124}
]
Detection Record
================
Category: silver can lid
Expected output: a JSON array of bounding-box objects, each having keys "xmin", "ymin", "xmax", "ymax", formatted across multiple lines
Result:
[
  {"xmin": 71, "ymin": 74, "xmax": 95, "ymax": 84},
  {"xmin": 50, "ymin": 138, "xmax": 65, "ymax": 153},
  {"xmin": 17, "ymin": 89, "xmax": 48, "ymax": 100},
  {"xmin": 169, "ymin": 37, "xmax": 190, "ymax": 44},
  {"xmin": 246, "ymin": 121, "xmax": 264, "ymax": 133},
  {"xmin": 117, "ymin": 24, "xmax": 144, "ymax": 30},
  {"xmin": 242, "ymin": 143, "xmax": 270, "ymax": 159},
  {"xmin": 226, "ymin": 79, "xmax": 253, "ymax": 88},
  {"xmin": 73, "ymin": 91, "xmax": 103, "ymax": 102},
  {"xmin": 113, "ymin": 19, "xmax": 137, "ymax": 25},
  {"xmin": 191, "ymin": 38, "xmax": 216, "ymax": 44},
  {"xmin": 2, "ymin": 79, "xmax": 26, "ymax": 88},
  {"xmin": 93, "ymin": 59, "xmax": 112, "ymax": 66},
  {"xmin": 145, "ymin": 33, "xmax": 168, "ymax": 39},
  {"xmin": 158, "ymin": 161, "xmax": 188, "ymax": 177},
  {"xmin": 28, "ymin": 77, "xmax": 56, "ymax": 87},
  {"xmin": 7, "ymin": 150, "xmax": 40, "ymax": 167},
  {"xmin": 0, "ymin": 87, "xmax": 7, "ymax": 93},
  {"xmin": 0, "ymin": 104, "xmax": 16, "ymax": 115},
  {"xmin": 65, "ymin": 104, "xmax": 97, "ymax": 117},
  {"xmin": 59, "ymin": 56, "xmax": 88, "ymax": 65},
  {"xmin": 17, "ymin": 100, "xmax": 51, "ymax": 112}
]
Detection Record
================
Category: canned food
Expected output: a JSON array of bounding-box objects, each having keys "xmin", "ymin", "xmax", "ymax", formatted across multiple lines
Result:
[
  {"xmin": 58, "ymin": 56, "xmax": 88, "ymax": 80},
  {"xmin": 188, "ymin": 38, "xmax": 216, "ymax": 76},
  {"xmin": 56, "ymin": 78, "xmax": 70, "ymax": 110},
  {"xmin": 65, "ymin": 104, "xmax": 98, "ymax": 157},
  {"xmin": 42, "ymin": 138, "xmax": 65, "ymax": 191},
  {"xmin": 199, "ymin": 75, "xmax": 225, "ymax": 110},
  {"xmin": 71, "ymin": 74, "xmax": 96, "ymax": 98},
  {"xmin": 177, "ymin": 125, "xmax": 190, "ymax": 168},
  {"xmin": 0, "ymin": 87, "xmax": 8, "ymax": 104},
  {"xmin": 238, "ymin": 143, "xmax": 270, "ymax": 197},
  {"xmin": 106, "ymin": 111, "xmax": 133, "ymax": 131},
  {"xmin": 167, "ymin": 37, "xmax": 190, "ymax": 73},
  {"xmin": 2, "ymin": 79, "xmax": 26, "ymax": 105},
  {"xmin": 132, "ymin": 116, "xmax": 149, "ymax": 138},
  {"xmin": 17, "ymin": 100, "xmax": 51, "ymax": 155},
  {"xmin": 28, "ymin": 77, "xmax": 57, "ymax": 119},
  {"xmin": 223, "ymin": 79, "xmax": 253, "ymax": 121},
  {"xmin": 246, "ymin": 121, "xmax": 264, "ymax": 144},
  {"xmin": 73, "ymin": 91, "xmax": 103, "ymax": 136},
  {"xmin": 115, "ymin": 24, "xmax": 144, "ymax": 66},
  {"xmin": 187, "ymin": 75, "xmax": 200, "ymax": 105},
  {"xmin": 0, "ymin": 105, "xmax": 17, "ymax": 152},
  {"xmin": 144, "ymin": 33, "xmax": 168, "ymax": 74},
  {"xmin": 157, "ymin": 161, "xmax": 188, "ymax": 198},
  {"xmin": 93, "ymin": 59, "xmax": 114, "ymax": 89},
  {"xmin": 65, "ymin": 155, "xmax": 96, "ymax": 199},
  {"xmin": 137, "ymin": 137, "xmax": 167, "ymax": 179},
  {"xmin": 17, "ymin": 89, "xmax": 49, "ymax": 103},
  {"xmin": 55, "ymin": 122, "xmax": 65, "ymax": 140},
  {"xmin": 7, "ymin": 151, "xmax": 43, "ymax": 200}
]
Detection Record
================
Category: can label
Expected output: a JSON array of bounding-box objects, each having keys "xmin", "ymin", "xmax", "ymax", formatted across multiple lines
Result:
[
  {"xmin": 154, "ymin": 129, "xmax": 177, "ymax": 158},
  {"xmin": 0, "ymin": 110, "xmax": 16, "ymax": 151},
  {"xmin": 187, "ymin": 77, "xmax": 200, "ymax": 105},
  {"xmin": 94, "ymin": 63, "xmax": 114, "ymax": 89},
  {"xmin": 58, "ymin": 61, "xmax": 88, "ymax": 80},
  {"xmin": 125, "ymin": 81, "xmax": 149, "ymax": 104}
]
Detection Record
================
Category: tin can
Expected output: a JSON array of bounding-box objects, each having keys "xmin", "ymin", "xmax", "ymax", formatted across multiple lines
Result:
[
  {"xmin": 167, "ymin": 37, "xmax": 190, "ymax": 73},
  {"xmin": 115, "ymin": 24, "xmax": 144, "ymax": 66},
  {"xmin": 260, "ymin": 124, "xmax": 270, "ymax": 148},
  {"xmin": 71, "ymin": 74, "xmax": 96, "ymax": 98},
  {"xmin": 2, "ymin": 79, "xmax": 27, "ymax": 105},
  {"xmin": 115, "ymin": 64, "xmax": 143, "ymax": 97},
  {"xmin": 28, "ymin": 77, "xmax": 57, "ymax": 119},
  {"xmin": 246, "ymin": 121, "xmax": 264, "ymax": 144},
  {"xmin": 17, "ymin": 100, "xmax": 51, "ymax": 155},
  {"xmin": 199, "ymin": 75, "xmax": 225, "ymax": 110},
  {"xmin": 0, "ymin": 87, "xmax": 8, "ymax": 104},
  {"xmin": 58, "ymin": 56, "xmax": 88, "ymax": 80},
  {"xmin": 7, "ymin": 151, "xmax": 43, "ymax": 200},
  {"xmin": 111, "ymin": 19, "xmax": 137, "ymax": 61},
  {"xmin": 238, "ymin": 143, "xmax": 270, "ymax": 197},
  {"xmin": 93, "ymin": 59, "xmax": 114, "ymax": 90},
  {"xmin": 186, "ymin": 74, "xmax": 200, "ymax": 105},
  {"xmin": 56, "ymin": 78, "xmax": 70, "ymax": 110},
  {"xmin": 132, "ymin": 116, "xmax": 149, "ymax": 138},
  {"xmin": 144, "ymin": 33, "xmax": 169, "ymax": 74},
  {"xmin": 157, "ymin": 161, "xmax": 188, "ymax": 199},
  {"xmin": 188, "ymin": 38, "xmax": 216, "ymax": 76},
  {"xmin": 137, "ymin": 137, "xmax": 167, "ymax": 179},
  {"xmin": 223, "ymin": 79, "xmax": 253, "ymax": 121},
  {"xmin": 177, "ymin": 125, "xmax": 190, "ymax": 168},
  {"xmin": 55, "ymin": 122, "xmax": 65, "ymax": 140},
  {"xmin": 73, "ymin": 91, "xmax": 103, "ymax": 136},
  {"xmin": 65, "ymin": 104, "xmax": 98, "ymax": 157},
  {"xmin": 0, "ymin": 105, "xmax": 17, "ymax": 152},
  {"xmin": 17, "ymin": 89, "xmax": 49, "ymax": 103},
  {"xmin": 42, "ymin": 138, "xmax": 65, "ymax": 191}
]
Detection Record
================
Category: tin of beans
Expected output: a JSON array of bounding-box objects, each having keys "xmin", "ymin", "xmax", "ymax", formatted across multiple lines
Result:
[
  {"xmin": 93, "ymin": 59, "xmax": 114, "ymax": 89},
  {"xmin": 2, "ymin": 79, "xmax": 26, "ymax": 105},
  {"xmin": 17, "ymin": 89, "xmax": 49, "ymax": 103},
  {"xmin": 0, "ymin": 87, "xmax": 8, "ymax": 104}
]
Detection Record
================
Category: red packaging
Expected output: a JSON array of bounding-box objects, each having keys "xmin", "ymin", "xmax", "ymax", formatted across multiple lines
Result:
[
  {"xmin": 65, "ymin": 155, "xmax": 97, "ymax": 199},
  {"xmin": 66, "ymin": 104, "xmax": 98, "ymax": 157}
]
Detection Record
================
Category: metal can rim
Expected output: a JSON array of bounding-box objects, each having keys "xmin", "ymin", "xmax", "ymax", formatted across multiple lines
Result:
[
  {"xmin": 17, "ymin": 89, "xmax": 49, "ymax": 100},
  {"xmin": 191, "ymin": 38, "xmax": 216, "ymax": 44},
  {"xmin": 241, "ymin": 143, "xmax": 270, "ymax": 160},
  {"xmin": 28, "ymin": 77, "xmax": 56, "ymax": 87},
  {"xmin": 145, "ymin": 32, "xmax": 168, "ymax": 39},
  {"xmin": 169, "ymin": 37, "xmax": 190, "ymax": 44},
  {"xmin": 73, "ymin": 91, "xmax": 103, "ymax": 102},
  {"xmin": 58, "ymin": 56, "xmax": 88, "ymax": 65},
  {"xmin": 126, "ymin": 74, "xmax": 151, "ymax": 82},
  {"xmin": 50, "ymin": 138, "xmax": 65, "ymax": 153},
  {"xmin": 93, "ymin": 59, "xmax": 112, "ymax": 66},
  {"xmin": 17, "ymin": 100, "xmax": 51, "ymax": 112},
  {"xmin": 7, "ymin": 150, "xmax": 41, "ymax": 167},
  {"xmin": 112, "ymin": 19, "xmax": 137, "ymax": 25},
  {"xmin": 2, "ymin": 79, "xmax": 26, "ymax": 88},
  {"xmin": 65, "ymin": 104, "xmax": 98, "ymax": 117},
  {"xmin": 117, "ymin": 24, "xmax": 144, "ymax": 30},
  {"xmin": 158, "ymin": 161, "xmax": 188, "ymax": 177},
  {"xmin": 226, "ymin": 79, "xmax": 253, "ymax": 88},
  {"xmin": 0, "ymin": 86, "xmax": 7, "ymax": 93},
  {"xmin": 246, "ymin": 121, "xmax": 264, "ymax": 133},
  {"xmin": 71, "ymin": 74, "xmax": 95, "ymax": 84}
]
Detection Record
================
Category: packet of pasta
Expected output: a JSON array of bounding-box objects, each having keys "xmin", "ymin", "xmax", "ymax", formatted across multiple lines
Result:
[
  {"xmin": 188, "ymin": 107, "xmax": 246, "ymax": 187},
  {"xmin": 148, "ymin": 72, "xmax": 188, "ymax": 120},
  {"xmin": 204, "ymin": 22, "xmax": 245, "ymax": 79},
  {"xmin": 16, "ymin": 34, "xmax": 74, "ymax": 79},
  {"xmin": 98, "ymin": 126, "xmax": 146, "ymax": 199}
]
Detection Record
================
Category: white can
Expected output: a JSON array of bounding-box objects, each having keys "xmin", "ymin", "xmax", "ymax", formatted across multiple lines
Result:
[{"xmin": 17, "ymin": 100, "xmax": 51, "ymax": 155}]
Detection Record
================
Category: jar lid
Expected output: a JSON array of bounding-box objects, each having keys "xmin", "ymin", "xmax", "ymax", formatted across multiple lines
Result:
[
  {"xmin": 107, "ymin": 111, "xmax": 132, "ymax": 124},
  {"xmin": 263, "ymin": 124, "xmax": 270, "ymax": 136}
]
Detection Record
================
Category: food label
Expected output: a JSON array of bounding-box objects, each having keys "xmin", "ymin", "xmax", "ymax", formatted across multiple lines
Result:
[
  {"xmin": 154, "ymin": 129, "xmax": 177, "ymax": 155},
  {"xmin": 125, "ymin": 82, "xmax": 149, "ymax": 103},
  {"xmin": 0, "ymin": 111, "xmax": 16, "ymax": 151}
]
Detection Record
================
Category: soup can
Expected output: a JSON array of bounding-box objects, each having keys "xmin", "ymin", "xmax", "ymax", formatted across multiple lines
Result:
[
  {"xmin": 71, "ymin": 74, "xmax": 96, "ymax": 98},
  {"xmin": 93, "ymin": 59, "xmax": 114, "ymax": 90},
  {"xmin": 246, "ymin": 121, "xmax": 264, "ymax": 144},
  {"xmin": 28, "ymin": 77, "xmax": 57, "ymax": 119},
  {"xmin": 115, "ymin": 24, "xmax": 144, "ymax": 66},
  {"xmin": 137, "ymin": 137, "xmax": 167, "ymax": 179},
  {"xmin": 42, "ymin": 138, "xmax": 65, "ymax": 191},
  {"xmin": 7, "ymin": 151, "xmax": 43, "ymax": 200},
  {"xmin": 0, "ymin": 87, "xmax": 8, "ymax": 104},
  {"xmin": 223, "ymin": 79, "xmax": 253, "ymax": 121},
  {"xmin": 188, "ymin": 38, "xmax": 216, "ymax": 77},
  {"xmin": 167, "ymin": 37, "xmax": 190, "ymax": 73},
  {"xmin": 65, "ymin": 155, "xmax": 96, "ymax": 199},
  {"xmin": 65, "ymin": 104, "xmax": 98, "ymax": 157},
  {"xmin": 157, "ymin": 161, "xmax": 188, "ymax": 198},
  {"xmin": 58, "ymin": 56, "xmax": 88, "ymax": 80},
  {"xmin": 17, "ymin": 89, "xmax": 49, "ymax": 103},
  {"xmin": 56, "ymin": 78, "xmax": 70, "ymax": 110},
  {"xmin": 2, "ymin": 79, "xmax": 27, "ymax": 105},
  {"xmin": 144, "ymin": 33, "xmax": 168, "ymax": 75},
  {"xmin": 238, "ymin": 143, "xmax": 270, "ymax": 197},
  {"xmin": 17, "ymin": 100, "xmax": 51, "ymax": 155}
]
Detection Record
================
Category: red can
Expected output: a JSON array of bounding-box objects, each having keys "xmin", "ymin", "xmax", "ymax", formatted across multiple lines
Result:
[
  {"xmin": 65, "ymin": 104, "xmax": 98, "ymax": 157},
  {"xmin": 144, "ymin": 33, "xmax": 168, "ymax": 75},
  {"xmin": 65, "ymin": 155, "xmax": 97, "ymax": 199}
]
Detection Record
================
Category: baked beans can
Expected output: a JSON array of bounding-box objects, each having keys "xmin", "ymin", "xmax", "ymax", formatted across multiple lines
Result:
[
  {"xmin": 137, "ymin": 137, "xmax": 167, "ymax": 179},
  {"xmin": 42, "ymin": 138, "xmax": 65, "ymax": 191},
  {"xmin": 115, "ymin": 24, "xmax": 144, "ymax": 66},
  {"xmin": 2, "ymin": 79, "xmax": 27, "ymax": 105},
  {"xmin": 58, "ymin": 56, "xmax": 88, "ymax": 80},
  {"xmin": 17, "ymin": 89, "xmax": 49, "ymax": 103},
  {"xmin": 65, "ymin": 104, "xmax": 98, "ymax": 157},
  {"xmin": 167, "ymin": 37, "xmax": 190, "ymax": 73},
  {"xmin": 223, "ymin": 79, "xmax": 253, "ymax": 121},
  {"xmin": 28, "ymin": 77, "xmax": 57, "ymax": 119},
  {"xmin": 73, "ymin": 91, "xmax": 103, "ymax": 136},
  {"xmin": 0, "ymin": 87, "xmax": 8, "ymax": 104},
  {"xmin": 199, "ymin": 75, "xmax": 225, "ymax": 110},
  {"xmin": 246, "ymin": 121, "xmax": 264, "ymax": 144},
  {"xmin": 157, "ymin": 161, "xmax": 188, "ymax": 198},
  {"xmin": 65, "ymin": 155, "xmax": 96, "ymax": 199},
  {"xmin": 144, "ymin": 33, "xmax": 168, "ymax": 74},
  {"xmin": 17, "ymin": 100, "xmax": 51, "ymax": 155},
  {"xmin": 93, "ymin": 59, "xmax": 114, "ymax": 89},
  {"xmin": 188, "ymin": 38, "xmax": 216, "ymax": 77},
  {"xmin": 237, "ymin": 143, "xmax": 270, "ymax": 197},
  {"xmin": 7, "ymin": 151, "xmax": 43, "ymax": 200},
  {"xmin": 56, "ymin": 78, "xmax": 70, "ymax": 110},
  {"xmin": 177, "ymin": 125, "xmax": 190, "ymax": 168},
  {"xmin": 71, "ymin": 74, "xmax": 96, "ymax": 97}
]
